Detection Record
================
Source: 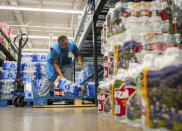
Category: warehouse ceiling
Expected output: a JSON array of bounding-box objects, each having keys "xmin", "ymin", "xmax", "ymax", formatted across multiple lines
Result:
[{"xmin": 0, "ymin": 0, "xmax": 85, "ymax": 53}]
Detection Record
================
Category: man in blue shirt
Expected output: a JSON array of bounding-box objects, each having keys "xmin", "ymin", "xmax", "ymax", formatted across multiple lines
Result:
[{"xmin": 39, "ymin": 36, "xmax": 83, "ymax": 97}]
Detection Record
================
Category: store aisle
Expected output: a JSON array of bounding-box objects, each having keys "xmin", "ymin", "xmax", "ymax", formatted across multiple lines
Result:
[{"xmin": 0, "ymin": 107, "xmax": 142, "ymax": 131}]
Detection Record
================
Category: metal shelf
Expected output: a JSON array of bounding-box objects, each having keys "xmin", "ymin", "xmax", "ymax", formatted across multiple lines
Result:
[
  {"xmin": 77, "ymin": 19, "xmax": 92, "ymax": 50},
  {"xmin": 0, "ymin": 57, "xmax": 4, "ymax": 64},
  {"xmin": 0, "ymin": 42, "xmax": 16, "ymax": 61},
  {"xmin": 0, "ymin": 28, "xmax": 17, "ymax": 54},
  {"xmin": 0, "ymin": 55, "xmax": 6, "ymax": 67},
  {"xmin": 73, "ymin": 0, "xmax": 116, "ymax": 103},
  {"xmin": 0, "ymin": 28, "xmax": 17, "ymax": 61},
  {"xmin": 74, "ymin": 7, "xmax": 89, "ymax": 43},
  {"xmin": 73, "ymin": 0, "xmax": 101, "ymax": 49},
  {"xmin": 73, "ymin": 0, "xmax": 110, "ymax": 56}
]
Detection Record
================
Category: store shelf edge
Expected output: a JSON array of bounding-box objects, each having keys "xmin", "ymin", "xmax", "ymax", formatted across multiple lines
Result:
[
  {"xmin": 0, "ymin": 28, "xmax": 17, "ymax": 53},
  {"xmin": 0, "ymin": 42, "xmax": 16, "ymax": 61},
  {"xmin": 76, "ymin": 0, "xmax": 109, "ymax": 50}
]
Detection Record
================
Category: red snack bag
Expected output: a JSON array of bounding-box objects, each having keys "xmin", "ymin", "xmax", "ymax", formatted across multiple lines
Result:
[
  {"xmin": 97, "ymin": 90, "xmax": 109, "ymax": 113},
  {"xmin": 114, "ymin": 80, "xmax": 135, "ymax": 122}
]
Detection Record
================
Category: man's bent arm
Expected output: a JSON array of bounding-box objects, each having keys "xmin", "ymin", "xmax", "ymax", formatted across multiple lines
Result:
[{"xmin": 53, "ymin": 60, "xmax": 64, "ymax": 79}]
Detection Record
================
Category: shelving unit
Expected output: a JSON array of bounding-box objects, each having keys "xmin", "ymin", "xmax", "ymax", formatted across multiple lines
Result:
[
  {"xmin": 0, "ymin": 42, "xmax": 16, "ymax": 61},
  {"xmin": 0, "ymin": 57, "xmax": 4, "ymax": 64},
  {"xmin": 73, "ymin": 0, "xmax": 120, "ymax": 104},
  {"xmin": 74, "ymin": 0, "xmax": 107, "ymax": 57},
  {"xmin": 73, "ymin": 6, "xmax": 90, "ymax": 45},
  {"xmin": 0, "ymin": 28, "xmax": 17, "ymax": 65}
]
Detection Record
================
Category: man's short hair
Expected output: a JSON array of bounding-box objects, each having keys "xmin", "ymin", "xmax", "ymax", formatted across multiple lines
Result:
[{"xmin": 58, "ymin": 36, "xmax": 68, "ymax": 44}]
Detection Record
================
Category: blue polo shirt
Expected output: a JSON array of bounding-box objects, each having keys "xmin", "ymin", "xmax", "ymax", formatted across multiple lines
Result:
[{"xmin": 51, "ymin": 43, "xmax": 80, "ymax": 65}]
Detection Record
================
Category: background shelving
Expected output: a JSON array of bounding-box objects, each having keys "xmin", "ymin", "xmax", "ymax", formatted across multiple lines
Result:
[{"xmin": 0, "ymin": 28, "xmax": 17, "ymax": 66}]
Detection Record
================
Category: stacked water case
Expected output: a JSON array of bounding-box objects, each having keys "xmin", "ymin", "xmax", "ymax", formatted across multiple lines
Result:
[
  {"xmin": 0, "ymin": 53, "xmax": 47, "ymax": 100},
  {"xmin": 75, "ymin": 64, "xmax": 103, "ymax": 96},
  {"xmin": 99, "ymin": 0, "xmax": 182, "ymax": 130}
]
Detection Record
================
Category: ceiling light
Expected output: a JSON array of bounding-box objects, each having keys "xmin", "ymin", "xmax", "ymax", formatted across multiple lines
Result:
[
  {"xmin": 12, "ymin": 35, "xmax": 73, "ymax": 40},
  {"xmin": 10, "ymin": 25, "xmax": 73, "ymax": 30},
  {"xmin": 0, "ymin": 6, "xmax": 83, "ymax": 14},
  {"xmin": 1, "ymin": 0, "xmax": 6, "ymax": 5}
]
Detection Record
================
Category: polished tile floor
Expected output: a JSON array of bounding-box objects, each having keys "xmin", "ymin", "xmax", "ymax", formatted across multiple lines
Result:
[{"xmin": 0, "ymin": 107, "xmax": 142, "ymax": 131}]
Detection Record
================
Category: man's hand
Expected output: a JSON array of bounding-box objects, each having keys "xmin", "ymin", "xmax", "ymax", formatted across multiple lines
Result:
[
  {"xmin": 58, "ymin": 75, "xmax": 64, "ymax": 80},
  {"xmin": 77, "ymin": 56, "xmax": 84, "ymax": 68},
  {"xmin": 79, "ymin": 62, "xmax": 84, "ymax": 68}
]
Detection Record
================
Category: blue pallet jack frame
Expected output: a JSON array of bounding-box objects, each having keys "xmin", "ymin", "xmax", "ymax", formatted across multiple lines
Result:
[
  {"xmin": 0, "ymin": 89, "xmax": 33, "ymax": 107},
  {"xmin": 11, "ymin": 33, "xmax": 30, "ymax": 107},
  {"xmin": 32, "ymin": 79, "xmax": 95, "ymax": 107}
]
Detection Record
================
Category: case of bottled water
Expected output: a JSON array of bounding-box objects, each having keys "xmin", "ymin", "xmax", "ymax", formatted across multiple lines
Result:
[
  {"xmin": 0, "ymin": 80, "xmax": 14, "ymax": 99},
  {"xmin": 57, "ymin": 78, "xmax": 83, "ymax": 96},
  {"xmin": 0, "ymin": 53, "xmax": 47, "ymax": 100},
  {"xmin": 32, "ymin": 54, "xmax": 46, "ymax": 62},
  {"xmin": 2, "ymin": 61, "xmax": 25, "ymax": 71},
  {"xmin": 74, "ymin": 64, "xmax": 103, "ymax": 87}
]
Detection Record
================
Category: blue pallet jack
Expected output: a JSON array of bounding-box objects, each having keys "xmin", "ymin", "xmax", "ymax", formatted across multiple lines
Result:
[
  {"xmin": 32, "ymin": 87, "xmax": 95, "ymax": 107},
  {"xmin": 32, "ymin": 73, "xmax": 96, "ymax": 107},
  {"xmin": 32, "ymin": 71, "xmax": 97, "ymax": 108},
  {"xmin": 12, "ymin": 34, "xmax": 30, "ymax": 107},
  {"xmin": 32, "ymin": 74, "xmax": 99, "ymax": 107},
  {"xmin": 32, "ymin": 69, "xmax": 97, "ymax": 107}
]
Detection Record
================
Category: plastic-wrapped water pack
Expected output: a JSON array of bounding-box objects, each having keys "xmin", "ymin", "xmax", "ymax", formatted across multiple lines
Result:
[{"xmin": 57, "ymin": 78, "xmax": 83, "ymax": 96}]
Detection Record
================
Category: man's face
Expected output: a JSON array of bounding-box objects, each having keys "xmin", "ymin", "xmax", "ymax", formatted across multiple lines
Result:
[{"xmin": 59, "ymin": 39, "xmax": 68, "ymax": 50}]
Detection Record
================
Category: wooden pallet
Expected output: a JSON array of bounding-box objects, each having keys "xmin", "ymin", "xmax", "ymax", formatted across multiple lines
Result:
[{"xmin": 33, "ymin": 99, "xmax": 96, "ymax": 108}]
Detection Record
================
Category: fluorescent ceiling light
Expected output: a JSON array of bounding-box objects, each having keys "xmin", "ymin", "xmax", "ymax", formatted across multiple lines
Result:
[
  {"xmin": 10, "ymin": 25, "xmax": 73, "ymax": 30},
  {"xmin": 13, "ymin": 35, "xmax": 73, "ymax": 40},
  {"xmin": 0, "ymin": 6, "xmax": 83, "ymax": 14}
]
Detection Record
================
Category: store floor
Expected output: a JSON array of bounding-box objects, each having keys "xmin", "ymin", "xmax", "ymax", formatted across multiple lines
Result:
[{"xmin": 0, "ymin": 107, "xmax": 142, "ymax": 131}]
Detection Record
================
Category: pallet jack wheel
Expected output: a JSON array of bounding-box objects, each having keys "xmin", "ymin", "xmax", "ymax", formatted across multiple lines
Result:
[
  {"xmin": 12, "ymin": 96, "xmax": 19, "ymax": 107},
  {"xmin": 17, "ymin": 96, "xmax": 25, "ymax": 107}
]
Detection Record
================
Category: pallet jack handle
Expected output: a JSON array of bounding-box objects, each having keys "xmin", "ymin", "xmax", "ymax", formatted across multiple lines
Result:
[
  {"xmin": 14, "ymin": 34, "xmax": 28, "ymax": 92},
  {"xmin": 13, "ymin": 34, "xmax": 28, "ymax": 50}
]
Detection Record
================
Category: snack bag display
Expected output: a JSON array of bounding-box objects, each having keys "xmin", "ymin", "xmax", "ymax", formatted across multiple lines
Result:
[
  {"xmin": 114, "ymin": 80, "xmax": 135, "ymax": 123},
  {"xmin": 126, "ymin": 77, "xmax": 142, "ymax": 127},
  {"xmin": 114, "ymin": 41, "xmax": 141, "ymax": 74},
  {"xmin": 140, "ymin": 66, "xmax": 182, "ymax": 131},
  {"xmin": 103, "ymin": 81, "xmax": 114, "ymax": 116},
  {"xmin": 97, "ymin": 87, "xmax": 109, "ymax": 114}
]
